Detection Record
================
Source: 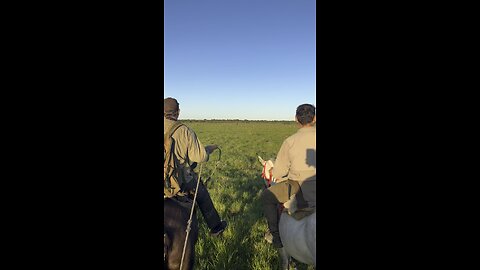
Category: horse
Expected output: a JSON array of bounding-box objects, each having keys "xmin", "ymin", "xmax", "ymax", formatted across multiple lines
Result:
[
  {"xmin": 258, "ymin": 156, "xmax": 316, "ymax": 269},
  {"xmin": 164, "ymin": 197, "xmax": 199, "ymax": 270}
]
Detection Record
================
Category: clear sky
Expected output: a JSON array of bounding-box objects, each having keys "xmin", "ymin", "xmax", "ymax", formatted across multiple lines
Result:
[{"xmin": 164, "ymin": 0, "xmax": 316, "ymax": 120}]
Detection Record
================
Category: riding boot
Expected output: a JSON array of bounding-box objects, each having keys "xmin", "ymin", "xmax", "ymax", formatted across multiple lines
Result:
[
  {"xmin": 262, "ymin": 192, "xmax": 283, "ymax": 247},
  {"xmin": 264, "ymin": 208, "xmax": 284, "ymax": 247},
  {"xmin": 194, "ymin": 180, "xmax": 224, "ymax": 231},
  {"xmin": 278, "ymin": 247, "xmax": 289, "ymax": 270}
]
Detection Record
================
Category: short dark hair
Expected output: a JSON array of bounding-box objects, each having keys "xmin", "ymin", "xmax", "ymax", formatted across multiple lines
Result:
[
  {"xmin": 164, "ymin": 98, "xmax": 179, "ymax": 112},
  {"xmin": 164, "ymin": 97, "xmax": 179, "ymax": 120},
  {"xmin": 296, "ymin": 104, "xmax": 316, "ymax": 125}
]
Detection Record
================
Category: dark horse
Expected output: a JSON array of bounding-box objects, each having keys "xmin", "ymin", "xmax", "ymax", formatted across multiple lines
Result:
[{"xmin": 164, "ymin": 197, "xmax": 199, "ymax": 270}]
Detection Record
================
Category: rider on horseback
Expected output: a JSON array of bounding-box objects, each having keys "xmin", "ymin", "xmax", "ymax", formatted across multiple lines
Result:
[
  {"xmin": 164, "ymin": 97, "xmax": 228, "ymax": 236},
  {"xmin": 260, "ymin": 104, "xmax": 316, "ymax": 252}
]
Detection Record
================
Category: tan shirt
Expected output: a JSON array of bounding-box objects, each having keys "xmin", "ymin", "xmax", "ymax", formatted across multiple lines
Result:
[
  {"xmin": 273, "ymin": 126, "xmax": 316, "ymax": 183},
  {"xmin": 164, "ymin": 118, "xmax": 209, "ymax": 167}
]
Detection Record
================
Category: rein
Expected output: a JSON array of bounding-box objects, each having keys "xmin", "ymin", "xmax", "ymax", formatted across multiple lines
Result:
[
  {"xmin": 179, "ymin": 162, "xmax": 203, "ymax": 270},
  {"xmin": 179, "ymin": 147, "xmax": 221, "ymax": 270}
]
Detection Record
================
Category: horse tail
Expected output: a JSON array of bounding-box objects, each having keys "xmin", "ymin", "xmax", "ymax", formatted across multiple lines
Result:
[{"xmin": 164, "ymin": 232, "xmax": 170, "ymax": 266}]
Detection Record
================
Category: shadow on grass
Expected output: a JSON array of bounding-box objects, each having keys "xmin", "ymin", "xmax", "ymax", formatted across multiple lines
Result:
[{"xmin": 194, "ymin": 168, "xmax": 279, "ymax": 269}]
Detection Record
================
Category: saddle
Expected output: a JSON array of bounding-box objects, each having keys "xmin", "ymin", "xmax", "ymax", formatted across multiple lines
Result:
[
  {"xmin": 282, "ymin": 195, "xmax": 316, "ymax": 221},
  {"xmin": 164, "ymin": 195, "xmax": 195, "ymax": 210}
]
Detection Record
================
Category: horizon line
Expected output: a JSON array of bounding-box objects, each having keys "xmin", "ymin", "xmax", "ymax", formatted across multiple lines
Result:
[{"xmin": 181, "ymin": 118, "xmax": 294, "ymax": 121}]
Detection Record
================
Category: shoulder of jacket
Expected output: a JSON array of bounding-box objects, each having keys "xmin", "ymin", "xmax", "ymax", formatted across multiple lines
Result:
[
  {"xmin": 174, "ymin": 124, "xmax": 196, "ymax": 137},
  {"xmin": 283, "ymin": 133, "xmax": 296, "ymax": 146},
  {"xmin": 287, "ymin": 128, "xmax": 311, "ymax": 143}
]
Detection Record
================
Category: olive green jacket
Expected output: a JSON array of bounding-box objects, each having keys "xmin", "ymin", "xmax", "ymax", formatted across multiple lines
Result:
[{"xmin": 164, "ymin": 118, "xmax": 209, "ymax": 167}]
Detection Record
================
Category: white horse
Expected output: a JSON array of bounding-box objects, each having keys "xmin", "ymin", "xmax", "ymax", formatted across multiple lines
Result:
[{"xmin": 258, "ymin": 156, "xmax": 316, "ymax": 269}]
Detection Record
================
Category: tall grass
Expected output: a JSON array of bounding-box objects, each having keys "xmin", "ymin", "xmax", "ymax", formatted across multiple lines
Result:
[{"xmin": 180, "ymin": 120, "xmax": 314, "ymax": 270}]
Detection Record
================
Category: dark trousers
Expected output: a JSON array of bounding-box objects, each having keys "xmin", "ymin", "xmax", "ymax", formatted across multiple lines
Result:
[
  {"xmin": 182, "ymin": 178, "xmax": 222, "ymax": 230},
  {"xmin": 260, "ymin": 180, "xmax": 308, "ymax": 248}
]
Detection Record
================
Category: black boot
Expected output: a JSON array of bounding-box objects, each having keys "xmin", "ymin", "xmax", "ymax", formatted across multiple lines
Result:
[
  {"xmin": 278, "ymin": 247, "xmax": 289, "ymax": 270},
  {"xmin": 261, "ymin": 198, "xmax": 283, "ymax": 247},
  {"xmin": 210, "ymin": 220, "xmax": 228, "ymax": 236},
  {"xmin": 194, "ymin": 180, "xmax": 227, "ymax": 236}
]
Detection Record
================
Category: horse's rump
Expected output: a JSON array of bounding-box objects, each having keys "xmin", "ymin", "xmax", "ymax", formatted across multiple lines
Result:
[
  {"xmin": 164, "ymin": 198, "xmax": 199, "ymax": 270},
  {"xmin": 279, "ymin": 211, "xmax": 316, "ymax": 266}
]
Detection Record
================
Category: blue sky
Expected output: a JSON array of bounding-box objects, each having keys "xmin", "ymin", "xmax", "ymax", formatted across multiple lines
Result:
[{"xmin": 164, "ymin": 0, "xmax": 316, "ymax": 120}]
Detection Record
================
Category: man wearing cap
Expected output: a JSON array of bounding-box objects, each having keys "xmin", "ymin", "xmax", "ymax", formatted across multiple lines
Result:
[
  {"xmin": 260, "ymin": 104, "xmax": 316, "ymax": 255},
  {"xmin": 164, "ymin": 97, "xmax": 227, "ymax": 236}
]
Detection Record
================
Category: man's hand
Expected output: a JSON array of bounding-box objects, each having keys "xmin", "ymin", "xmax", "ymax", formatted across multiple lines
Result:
[{"xmin": 205, "ymin": 144, "xmax": 219, "ymax": 154}]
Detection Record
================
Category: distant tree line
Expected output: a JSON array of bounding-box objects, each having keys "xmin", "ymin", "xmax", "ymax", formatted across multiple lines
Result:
[{"xmin": 183, "ymin": 119, "xmax": 295, "ymax": 124}]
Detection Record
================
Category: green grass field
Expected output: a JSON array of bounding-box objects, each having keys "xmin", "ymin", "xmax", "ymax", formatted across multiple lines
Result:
[{"xmin": 178, "ymin": 120, "xmax": 314, "ymax": 270}]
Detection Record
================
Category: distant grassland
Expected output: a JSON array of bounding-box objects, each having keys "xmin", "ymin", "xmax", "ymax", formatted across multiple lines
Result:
[{"xmin": 180, "ymin": 120, "xmax": 314, "ymax": 270}]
